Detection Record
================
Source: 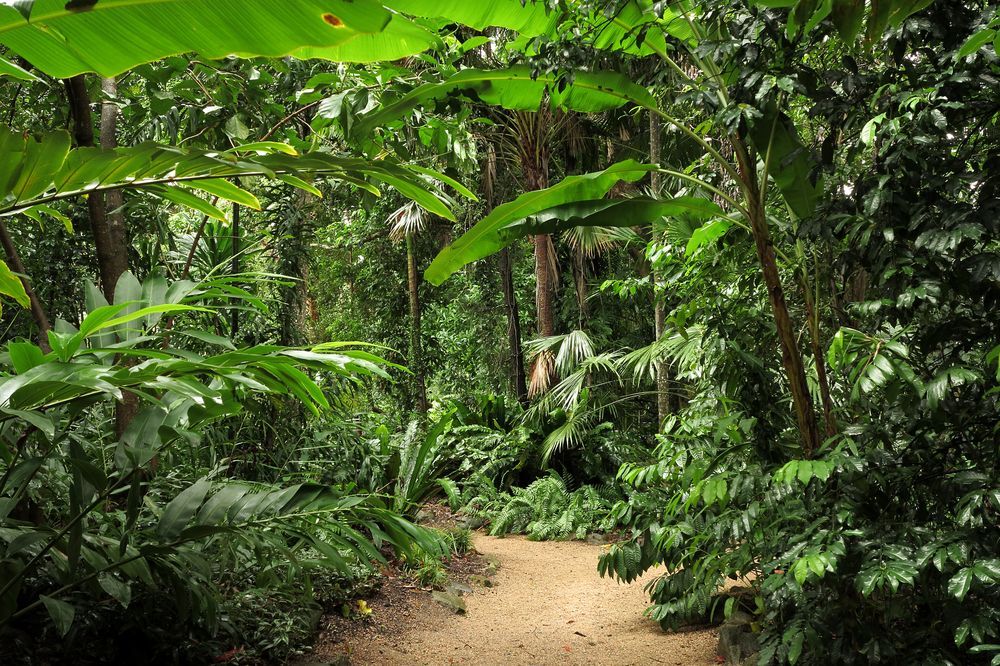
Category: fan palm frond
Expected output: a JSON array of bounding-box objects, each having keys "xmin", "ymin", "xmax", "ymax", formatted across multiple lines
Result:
[
  {"xmin": 562, "ymin": 225, "xmax": 642, "ymax": 258},
  {"xmin": 529, "ymin": 350, "xmax": 555, "ymax": 398},
  {"xmin": 386, "ymin": 201, "xmax": 427, "ymax": 241}
]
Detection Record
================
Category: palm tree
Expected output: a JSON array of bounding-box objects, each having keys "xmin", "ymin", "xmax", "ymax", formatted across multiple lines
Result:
[
  {"xmin": 387, "ymin": 201, "xmax": 429, "ymax": 411},
  {"xmin": 497, "ymin": 107, "xmax": 562, "ymax": 396}
]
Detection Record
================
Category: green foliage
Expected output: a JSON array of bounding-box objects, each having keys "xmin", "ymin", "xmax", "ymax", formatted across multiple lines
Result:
[
  {"xmin": 0, "ymin": 271, "xmax": 442, "ymax": 660},
  {"xmin": 468, "ymin": 472, "xmax": 617, "ymax": 541}
]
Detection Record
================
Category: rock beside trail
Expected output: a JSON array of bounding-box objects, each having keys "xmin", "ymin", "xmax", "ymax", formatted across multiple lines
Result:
[
  {"xmin": 718, "ymin": 610, "xmax": 760, "ymax": 665},
  {"xmin": 468, "ymin": 574, "xmax": 494, "ymax": 588},
  {"xmin": 447, "ymin": 581, "xmax": 474, "ymax": 596},
  {"xmin": 432, "ymin": 591, "xmax": 467, "ymax": 615},
  {"xmin": 483, "ymin": 553, "xmax": 501, "ymax": 577},
  {"xmin": 456, "ymin": 514, "xmax": 485, "ymax": 530}
]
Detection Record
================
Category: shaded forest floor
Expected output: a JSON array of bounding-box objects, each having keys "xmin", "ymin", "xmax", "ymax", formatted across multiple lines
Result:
[{"xmin": 300, "ymin": 532, "xmax": 719, "ymax": 665}]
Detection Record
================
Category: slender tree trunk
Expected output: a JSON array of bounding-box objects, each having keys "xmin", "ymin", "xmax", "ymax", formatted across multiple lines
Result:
[
  {"xmin": 573, "ymin": 248, "xmax": 588, "ymax": 330},
  {"xmin": 533, "ymin": 236, "xmax": 554, "ymax": 321},
  {"xmin": 405, "ymin": 233, "xmax": 427, "ymax": 412},
  {"xmin": 230, "ymin": 202, "xmax": 240, "ymax": 339},
  {"xmin": 732, "ymin": 137, "xmax": 820, "ymax": 457},
  {"xmin": 499, "ymin": 248, "xmax": 528, "ymax": 405},
  {"xmin": 801, "ymin": 269, "xmax": 837, "ymax": 437},
  {"xmin": 0, "ymin": 220, "xmax": 50, "ymax": 350},
  {"xmin": 532, "ymin": 230, "xmax": 554, "ymax": 339},
  {"xmin": 66, "ymin": 75, "xmax": 137, "ymax": 436},
  {"xmin": 65, "ymin": 76, "xmax": 129, "ymax": 302},
  {"xmin": 650, "ymin": 112, "xmax": 673, "ymax": 426},
  {"xmin": 99, "ymin": 76, "xmax": 126, "ymax": 296}
]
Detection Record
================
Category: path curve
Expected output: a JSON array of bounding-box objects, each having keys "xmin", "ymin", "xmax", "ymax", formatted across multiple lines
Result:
[{"xmin": 346, "ymin": 534, "xmax": 718, "ymax": 665}]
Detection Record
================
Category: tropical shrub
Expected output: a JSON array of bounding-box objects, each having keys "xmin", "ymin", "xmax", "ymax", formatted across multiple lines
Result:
[{"xmin": 0, "ymin": 272, "xmax": 442, "ymax": 661}]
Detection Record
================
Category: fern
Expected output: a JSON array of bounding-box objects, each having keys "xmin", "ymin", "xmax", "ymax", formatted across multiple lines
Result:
[
  {"xmin": 438, "ymin": 477, "xmax": 461, "ymax": 511},
  {"xmin": 480, "ymin": 473, "xmax": 616, "ymax": 541}
]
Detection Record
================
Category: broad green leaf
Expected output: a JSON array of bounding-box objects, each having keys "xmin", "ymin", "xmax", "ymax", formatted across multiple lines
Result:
[
  {"xmin": 793, "ymin": 557, "xmax": 810, "ymax": 585},
  {"xmin": 145, "ymin": 185, "xmax": 227, "ymax": 220},
  {"xmin": 958, "ymin": 28, "xmax": 997, "ymax": 58},
  {"xmin": 9, "ymin": 129, "xmax": 70, "ymax": 204},
  {"xmin": 40, "ymin": 595, "xmax": 75, "ymax": 636},
  {"xmin": 98, "ymin": 573, "xmax": 131, "ymax": 608},
  {"xmin": 587, "ymin": 0, "xmax": 676, "ymax": 54},
  {"xmin": 501, "ymin": 196, "xmax": 723, "ymax": 239},
  {"xmin": 0, "ymin": 0, "xmax": 429, "ymax": 78},
  {"xmin": 158, "ymin": 478, "xmax": 212, "ymax": 540},
  {"xmin": 887, "ymin": 0, "xmax": 935, "ymax": 28},
  {"xmin": 174, "ymin": 330, "xmax": 236, "ymax": 350},
  {"xmin": 294, "ymin": 13, "xmax": 441, "ymax": 63},
  {"xmin": 424, "ymin": 160, "xmax": 657, "ymax": 285},
  {"xmin": 0, "ymin": 52, "xmax": 36, "ymax": 80},
  {"xmin": 0, "ymin": 259, "xmax": 29, "ymax": 309},
  {"xmin": 830, "ymin": 0, "xmax": 865, "ymax": 42},
  {"xmin": 88, "ymin": 304, "xmax": 210, "ymax": 336},
  {"xmin": 685, "ymin": 219, "xmax": 733, "ymax": 256},
  {"xmin": 357, "ymin": 66, "xmax": 656, "ymax": 138},
  {"xmin": 186, "ymin": 178, "xmax": 260, "ymax": 209},
  {"xmin": 2, "ymin": 407, "xmax": 55, "ymax": 439},
  {"xmin": 0, "ymin": 129, "xmax": 453, "ymax": 224},
  {"xmin": 861, "ymin": 113, "xmax": 886, "ymax": 145},
  {"xmin": 788, "ymin": 629, "xmax": 804, "ymax": 664},
  {"xmin": 949, "ymin": 567, "xmax": 973, "ymax": 601},
  {"xmin": 21, "ymin": 203, "xmax": 73, "ymax": 232},
  {"xmin": 383, "ymin": 0, "xmax": 555, "ymax": 35},
  {"xmin": 6, "ymin": 341, "xmax": 44, "ymax": 373},
  {"xmin": 747, "ymin": 103, "xmax": 822, "ymax": 219},
  {"xmin": 222, "ymin": 141, "xmax": 298, "ymax": 156},
  {"xmin": 276, "ymin": 174, "xmax": 322, "ymax": 197}
]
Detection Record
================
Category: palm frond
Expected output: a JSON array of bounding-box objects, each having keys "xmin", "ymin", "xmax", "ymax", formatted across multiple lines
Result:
[
  {"xmin": 562, "ymin": 225, "xmax": 641, "ymax": 258},
  {"xmin": 386, "ymin": 201, "xmax": 427, "ymax": 241}
]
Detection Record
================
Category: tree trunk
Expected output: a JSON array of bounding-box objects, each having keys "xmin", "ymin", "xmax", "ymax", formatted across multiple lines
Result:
[
  {"xmin": 650, "ymin": 112, "xmax": 673, "ymax": 426},
  {"xmin": 0, "ymin": 220, "xmax": 50, "ymax": 350},
  {"xmin": 406, "ymin": 233, "xmax": 427, "ymax": 412},
  {"xmin": 801, "ymin": 269, "xmax": 837, "ymax": 437},
  {"xmin": 65, "ymin": 76, "xmax": 129, "ymax": 302},
  {"xmin": 499, "ymin": 248, "xmax": 528, "ymax": 405},
  {"xmin": 66, "ymin": 75, "xmax": 136, "ymax": 436},
  {"xmin": 573, "ymin": 248, "xmax": 588, "ymax": 330},
  {"xmin": 733, "ymin": 137, "xmax": 820, "ymax": 458},
  {"xmin": 230, "ymin": 201, "xmax": 240, "ymax": 339}
]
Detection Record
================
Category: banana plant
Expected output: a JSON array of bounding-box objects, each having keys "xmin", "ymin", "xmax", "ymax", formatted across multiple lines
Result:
[
  {"xmin": 0, "ymin": 0, "xmax": 556, "ymax": 80},
  {"xmin": 0, "ymin": 125, "xmax": 467, "ymax": 326}
]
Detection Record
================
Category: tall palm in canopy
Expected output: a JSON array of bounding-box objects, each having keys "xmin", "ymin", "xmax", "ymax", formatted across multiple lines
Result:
[
  {"xmin": 496, "ymin": 106, "xmax": 563, "ymax": 396},
  {"xmin": 387, "ymin": 200, "xmax": 429, "ymax": 411}
]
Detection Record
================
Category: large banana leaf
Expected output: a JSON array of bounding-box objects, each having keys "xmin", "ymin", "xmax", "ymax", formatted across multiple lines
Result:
[
  {"xmin": 0, "ymin": 126, "xmax": 459, "ymax": 221},
  {"xmin": 499, "ymin": 196, "xmax": 725, "ymax": 238},
  {"xmin": 356, "ymin": 65, "xmax": 657, "ymax": 137},
  {"xmin": 382, "ymin": 0, "xmax": 556, "ymax": 35},
  {"xmin": 0, "ymin": 53, "xmax": 36, "ymax": 80},
  {"xmin": 746, "ymin": 103, "xmax": 823, "ymax": 219},
  {"xmin": 0, "ymin": 0, "xmax": 562, "ymax": 79},
  {"xmin": 424, "ymin": 160, "xmax": 657, "ymax": 285},
  {"xmin": 0, "ymin": 0, "xmax": 434, "ymax": 77}
]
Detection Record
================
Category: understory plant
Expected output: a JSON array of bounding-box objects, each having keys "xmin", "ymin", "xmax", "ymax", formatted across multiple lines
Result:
[{"xmin": 0, "ymin": 272, "xmax": 443, "ymax": 663}]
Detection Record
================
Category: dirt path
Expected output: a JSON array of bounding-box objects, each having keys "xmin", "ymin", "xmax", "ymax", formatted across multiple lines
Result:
[{"xmin": 330, "ymin": 534, "xmax": 719, "ymax": 665}]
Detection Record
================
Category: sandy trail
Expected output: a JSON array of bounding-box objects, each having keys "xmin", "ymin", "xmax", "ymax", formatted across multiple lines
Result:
[{"xmin": 343, "ymin": 534, "xmax": 718, "ymax": 665}]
